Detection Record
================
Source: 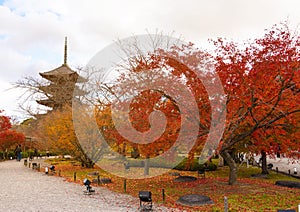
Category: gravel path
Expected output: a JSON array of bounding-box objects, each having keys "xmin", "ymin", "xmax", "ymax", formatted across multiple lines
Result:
[
  {"xmin": 254, "ymin": 155, "xmax": 300, "ymax": 176},
  {"xmin": 0, "ymin": 159, "xmax": 180, "ymax": 212},
  {"xmin": 266, "ymin": 156, "xmax": 300, "ymax": 176}
]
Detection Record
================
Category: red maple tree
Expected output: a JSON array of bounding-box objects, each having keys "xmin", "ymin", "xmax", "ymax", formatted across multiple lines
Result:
[
  {"xmin": 214, "ymin": 22, "xmax": 300, "ymax": 184},
  {"xmin": 0, "ymin": 110, "xmax": 25, "ymax": 152}
]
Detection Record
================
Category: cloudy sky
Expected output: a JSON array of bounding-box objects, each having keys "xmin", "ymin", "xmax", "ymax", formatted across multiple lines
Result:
[{"xmin": 1, "ymin": 0, "xmax": 300, "ymax": 121}]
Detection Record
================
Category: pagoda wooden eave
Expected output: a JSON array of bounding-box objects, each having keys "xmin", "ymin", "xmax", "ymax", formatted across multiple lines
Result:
[
  {"xmin": 40, "ymin": 64, "xmax": 76, "ymax": 79},
  {"xmin": 38, "ymin": 84, "xmax": 86, "ymax": 96},
  {"xmin": 39, "ymin": 64, "xmax": 86, "ymax": 83},
  {"xmin": 36, "ymin": 99, "xmax": 55, "ymax": 107}
]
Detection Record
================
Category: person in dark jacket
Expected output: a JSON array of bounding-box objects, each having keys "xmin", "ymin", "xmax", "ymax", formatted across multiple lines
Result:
[{"xmin": 14, "ymin": 144, "xmax": 22, "ymax": 161}]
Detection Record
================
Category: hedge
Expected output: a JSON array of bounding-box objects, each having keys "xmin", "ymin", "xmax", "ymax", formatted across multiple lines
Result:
[{"xmin": 125, "ymin": 157, "xmax": 217, "ymax": 171}]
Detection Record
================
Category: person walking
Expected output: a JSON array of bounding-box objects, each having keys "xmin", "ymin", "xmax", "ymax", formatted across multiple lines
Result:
[
  {"xmin": 14, "ymin": 144, "xmax": 22, "ymax": 162},
  {"xmin": 34, "ymin": 148, "xmax": 38, "ymax": 159}
]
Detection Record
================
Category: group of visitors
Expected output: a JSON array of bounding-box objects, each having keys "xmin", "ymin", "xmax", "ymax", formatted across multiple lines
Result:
[{"xmin": 14, "ymin": 144, "xmax": 39, "ymax": 161}]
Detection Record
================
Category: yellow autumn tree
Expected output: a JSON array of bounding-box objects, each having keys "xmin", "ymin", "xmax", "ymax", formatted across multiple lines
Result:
[
  {"xmin": 38, "ymin": 105, "xmax": 95, "ymax": 167},
  {"xmin": 39, "ymin": 106, "xmax": 74, "ymax": 154}
]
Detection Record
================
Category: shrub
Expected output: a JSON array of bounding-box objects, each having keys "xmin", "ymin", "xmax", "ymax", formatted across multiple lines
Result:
[
  {"xmin": 27, "ymin": 149, "xmax": 34, "ymax": 158},
  {"xmin": 198, "ymin": 162, "xmax": 217, "ymax": 171},
  {"xmin": 38, "ymin": 151, "xmax": 48, "ymax": 157},
  {"xmin": 127, "ymin": 157, "xmax": 181, "ymax": 169},
  {"xmin": 173, "ymin": 158, "xmax": 218, "ymax": 171},
  {"xmin": 21, "ymin": 152, "xmax": 28, "ymax": 158},
  {"xmin": 207, "ymin": 162, "xmax": 217, "ymax": 171},
  {"xmin": 174, "ymin": 158, "xmax": 202, "ymax": 171},
  {"xmin": 8, "ymin": 151, "xmax": 15, "ymax": 159},
  {"xmin": 125, "ymin": 157, "xmax": 217, "ymax": 171}
]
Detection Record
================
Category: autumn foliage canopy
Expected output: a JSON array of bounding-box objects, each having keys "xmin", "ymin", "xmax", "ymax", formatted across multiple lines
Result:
[
  {"xmin": 0, "ymin": 110, "xmax": 25, "ymax": 151},
  {"xmin": 93, "ymin": 22, "xmax": 299, "ymax": 183}
]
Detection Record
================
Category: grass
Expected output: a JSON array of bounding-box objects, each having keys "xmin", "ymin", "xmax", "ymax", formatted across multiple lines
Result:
[{"xmin": 45, "ymin": 158, "xmax": 300, "ymax": 211}]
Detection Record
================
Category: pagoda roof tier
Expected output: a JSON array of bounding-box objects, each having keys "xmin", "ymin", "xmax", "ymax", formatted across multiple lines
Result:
[
  {"xmin": 36, "ymin": 99, "xmax": 56, "ymax": 108},
  {"xmin": 36, "ymin": 97, "xmax": 81, "ymax": 109},
  {"xmin": 39, "ymin": 64, "xmax": 86, "ymax": 83},
  {"xmin": 36, "ymin": 98, "xmax": 72, "ymax": 108},
  {"xmin": 38, "ymin": 84, "xmax": 86, "ymax": 96},
  {"xmin": 38, "ymin": 82, "xmax": 75, "ymax": 93}
]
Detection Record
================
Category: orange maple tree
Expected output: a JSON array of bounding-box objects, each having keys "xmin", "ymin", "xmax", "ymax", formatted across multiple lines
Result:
[
  {"xmin": 93, "ymin": 23, "xmax": 299, "ymax": 184},
  {"xmin": 213, "ymin": 22, "xmax": 300, "ymax": 184},
  {"xmin": 92, "ymin": 40, "xmax": 216, "ymax": 177},
  {"xmin": 94, "ymin": 73, "xmax": 184, "ymax": 175}
]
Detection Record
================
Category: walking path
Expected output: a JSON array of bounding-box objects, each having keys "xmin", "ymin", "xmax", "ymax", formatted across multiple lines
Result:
[
  {"xmin": 0, "ymin": 159, "xmax": 179, "ymax": 212},
  {"xmin": 267, "ymin": 156, "xmax": 300, "ymax": 176},
  {"xmin": 253, "ymin": 155, "xmax": 300, "ymax": 177}
]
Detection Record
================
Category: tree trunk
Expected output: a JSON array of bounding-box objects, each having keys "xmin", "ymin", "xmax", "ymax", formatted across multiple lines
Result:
[
  {"xmin": 78, "ymin": 153, "xmax": 94, "ymax": 168},
  {"xmin": 261, "ymin": 150, "xmax": 269, "ymax": 175},
  {"xmin": 220, "ymin": 150, "xmax": 238, "ymax": 185},
  {"xmin": 85, "ymin": 159, "xmax": 95, "ymax": 168},
  {"xmin": 144, "ymin": 156, "xmax": 150, "ymax": 176},
  {"xmin": 122, "ymin": 143, "xmax": 127, "ymax": 156},
  {"xmin": 131, "ymin": 146, "xmax": 140, "ymax": 159}
]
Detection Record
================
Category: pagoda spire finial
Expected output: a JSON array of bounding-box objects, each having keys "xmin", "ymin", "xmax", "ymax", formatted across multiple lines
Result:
[{"xmin": 64, "ymin": 36, "xmax": 67, "ymax": 65}]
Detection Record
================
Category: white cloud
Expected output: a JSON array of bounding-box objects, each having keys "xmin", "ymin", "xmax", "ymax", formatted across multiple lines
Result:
[{"xmin": 1, "ymin": 0, "xmax": 300, "ymax": 120}]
